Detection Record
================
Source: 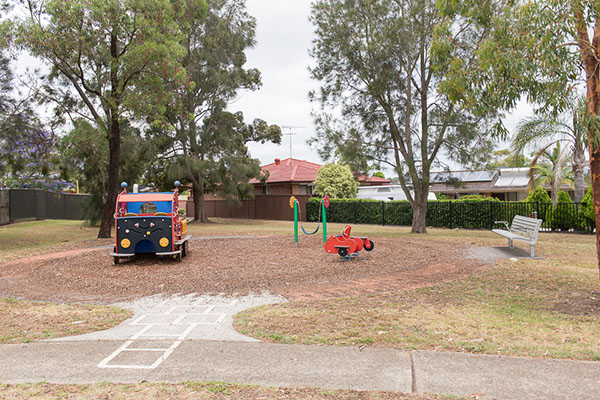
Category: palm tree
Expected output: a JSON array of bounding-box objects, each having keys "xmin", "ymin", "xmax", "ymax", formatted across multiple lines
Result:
[
  {"xmin": 512, "ymin": 99, "xmax": 587, "ymax": 203},
  {"xmin": 528, "ymin": 142, "xmax": 574, "ymax": 206}
]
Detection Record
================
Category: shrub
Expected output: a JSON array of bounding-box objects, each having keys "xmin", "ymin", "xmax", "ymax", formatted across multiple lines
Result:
[
  {"xmin": 305, "ymin": 195, "xmax": 590, "ymax": 232},
  {"xmin": 307, "ymin": 197, "xmax": 382, "ymax": 224},
  {"xmin": 578, "ymin": 187, "xmax": 595, "ymax": 231},
  {"xmin": 313, "ymin": 163, "xmax": 359, "ymax": 198},
  {"xmin": 455, "ymin": 194, "xmax": 500, "ymax": 202},
  {"xmin": 524, "ymin": 187, "xmax": 551, "ymax": 203},
  {"xmin": 549, "ymin": 191, "xmax": 575, "ymax": 231}
]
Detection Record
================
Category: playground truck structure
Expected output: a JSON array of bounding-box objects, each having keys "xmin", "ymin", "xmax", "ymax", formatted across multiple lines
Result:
[{"xmin": 110, "ymin": 181, "xmax": 191, "ymax": 264}]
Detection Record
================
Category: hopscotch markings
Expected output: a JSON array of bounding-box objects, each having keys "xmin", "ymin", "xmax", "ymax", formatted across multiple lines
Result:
[{"xmin": 97, "ymin": 303, "xmax": 227, "ymax": 369}]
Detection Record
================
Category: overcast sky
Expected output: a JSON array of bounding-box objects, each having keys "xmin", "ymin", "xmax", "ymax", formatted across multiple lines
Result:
[{"xmin": 234, "ymin": 0, "xmax": 533, "ymax": 172}]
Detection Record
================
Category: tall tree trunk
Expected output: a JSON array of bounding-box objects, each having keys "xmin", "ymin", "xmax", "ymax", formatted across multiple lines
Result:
[
  {"xmin": 576, "ymin": 6, "xmax": 600, "ymax": 275},
  {"xmin": 192, "ymin": 179, "xmax": 208, "ymax": 223},
  {"xmin": 589, "ymin": 145, "xmax": 600, "ymax": 276},
  {"xmin": 98, "ymin": 118, "xmax": 120, "ymax": 238},
  {"xmin": 98, "ymin": 29, "xmax": 121, "ymax": 238},
  {"xmin": 411, "ymin": 187, "xmax": 428, "ymax": 233},
  {"xmin": 573, "ymin": 138, "xmax": 586, "ymax": 203}
]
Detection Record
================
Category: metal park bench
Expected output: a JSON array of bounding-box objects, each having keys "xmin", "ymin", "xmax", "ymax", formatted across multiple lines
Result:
[{"xmin": 492, "ymin": 215, "xmax": 543, "ymax": 257}]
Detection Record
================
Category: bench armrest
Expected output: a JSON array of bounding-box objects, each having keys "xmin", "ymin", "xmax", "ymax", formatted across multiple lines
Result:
[{"xmin": 494, "ymin": 221, "xmax": 511, "ymax": 231}]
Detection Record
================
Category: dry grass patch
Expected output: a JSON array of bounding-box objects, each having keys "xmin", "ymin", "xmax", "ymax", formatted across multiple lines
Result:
[
  {"xmin": 0, "ymin": 298, "xmax": 131, "ymax": 343},
  {"xmin": 0, "ymin": 382, "xmax": 457, "ymax": 399},
  {"xmin": 236, "ymin": 233, "xmax": 600, "ymax": 361},
  {"xmin": 0, "ymin": 220, "xmax": 102, "ymax": 263}
]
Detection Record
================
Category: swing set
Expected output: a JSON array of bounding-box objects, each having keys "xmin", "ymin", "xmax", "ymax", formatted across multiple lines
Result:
[{"xmin": 290, "ymin": 195, "xmax": 330, "ymax": 246}]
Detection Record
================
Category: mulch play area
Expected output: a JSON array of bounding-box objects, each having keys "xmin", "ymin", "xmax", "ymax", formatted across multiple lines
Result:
[{"xmin": 0, "ymin": 235, "xmax": 488, "ymax": 304}]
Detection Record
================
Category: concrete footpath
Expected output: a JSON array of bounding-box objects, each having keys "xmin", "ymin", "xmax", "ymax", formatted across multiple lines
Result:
[{"xmin": 0, "ymin": 340, "xmax": 599, "ymax": 399}]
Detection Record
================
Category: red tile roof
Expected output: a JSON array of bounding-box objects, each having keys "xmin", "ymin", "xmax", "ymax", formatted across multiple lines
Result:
[
  {"xmin": 249, "ymin": 158, "xmax": 323, "ymax": 184},
  {"xmin": 356, "ymin": 174, "xmax": 391, "ymax": 185}
]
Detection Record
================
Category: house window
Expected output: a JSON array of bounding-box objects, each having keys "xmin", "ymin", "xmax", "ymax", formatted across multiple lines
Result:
[
  {"xmin": 262, "ymin": 185, "xmax": 270, "ymax": 195},
  {"xmin": 300, "ymin": 185, "xmax": 313, "ymax": 195}
]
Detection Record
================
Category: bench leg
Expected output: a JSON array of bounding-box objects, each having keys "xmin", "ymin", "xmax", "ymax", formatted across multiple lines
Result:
[
  {"xmin": 530, "ymin": 244, "xmax": 536, "ymax": 258},
  {"xmin": 508, "ymin": 239, "xmax": 513, "ymax": 248}
]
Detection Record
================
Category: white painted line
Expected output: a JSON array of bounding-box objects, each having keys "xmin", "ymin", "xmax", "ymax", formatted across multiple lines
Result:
[
  {"xmin": 148, "ymin": 340, "xmax": 182, "ymax": 369},
  {"xmin": 215, "ymin": 313, "xmax": 226, "ymax": 324},
  {"xmin": 99, "ymin": 299, "xmax": 235, "ymax": 369},
  {"xmin": 130, "ymin": 324, "xmax": 153, "ymax": 340},
  {"xmin": 130, "ymin": 315, "xmax": 147, "ymax": 325},
  {"xmin": 97, "ymin": 340, "xmax": 134, "ymax": 368},
  {"xmin": 177, "ymin": 324, "xmax": 198, "ymax": 340}
]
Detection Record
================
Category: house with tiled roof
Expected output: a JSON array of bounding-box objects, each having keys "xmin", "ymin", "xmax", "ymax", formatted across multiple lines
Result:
[
  {"xmin": 248, "ymin": 158, "xmax": 392, "ymax": 196},
  {"xmin": 355, "ymin": 174, "xmax": 391, "ymax": 186},
  {"xmin": 249, "ymin": 158, "xmax": 322, "ymax": 195}
]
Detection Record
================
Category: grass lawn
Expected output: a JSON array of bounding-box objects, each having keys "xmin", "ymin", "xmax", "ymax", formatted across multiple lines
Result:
[
  {"xmin": 0, "ymin": 220, "xmax": 100, "ymax": 263},
  {"xmin": 0, "ymin": 382, "xmax": 456, "ymax": 399},
  {"xmin": 0, "ymin": 298, "xmax": 132, "ymax": 344},
  {"xmin": 0, "ymin": 220, "xmax": 129, "ymax": 343}
]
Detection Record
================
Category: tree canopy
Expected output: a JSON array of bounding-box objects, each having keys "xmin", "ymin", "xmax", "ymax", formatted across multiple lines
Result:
[
  {"xmin": 16, "ymin": 0, "xmax": 202, "ymax": 237},
  {"xmin": 152, "ymin": 0, "xmax": 280, "ymax": 221},
  {"xmin": 309, "ymin": 0, "xmax": 497, "ymax": 233}
]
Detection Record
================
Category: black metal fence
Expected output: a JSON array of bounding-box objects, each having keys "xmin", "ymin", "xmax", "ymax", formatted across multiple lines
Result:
[
  {"xmin": 1, "ymin": 189, "xmax": 89, "ymax": 224},
  {"xmin": 308, "ymin": 200, "xmax": 594, "ymax": 233}
]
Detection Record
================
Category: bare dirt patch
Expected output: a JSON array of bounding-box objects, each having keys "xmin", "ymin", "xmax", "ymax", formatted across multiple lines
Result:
[
  {"xmin": 0, "ymin": 235, "xmax": 487, "ymax": 303},
  {"xmin": 553, "ymin": 291, "xmax": 600, "ymax": 316}
]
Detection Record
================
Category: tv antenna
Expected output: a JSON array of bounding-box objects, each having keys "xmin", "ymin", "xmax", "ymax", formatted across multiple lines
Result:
[{"xmin": 281, "ymin": 126, "xmax": 305, "ymax": 159}]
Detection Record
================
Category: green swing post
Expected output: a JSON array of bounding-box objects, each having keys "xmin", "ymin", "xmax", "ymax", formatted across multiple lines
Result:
[
  {"xmin": 322, "ymin": 199, "xmax": 327, "ymax": 243},
  {"xmin": 294, "ymin": 200, "xmax": 298, "ymax": 246}
]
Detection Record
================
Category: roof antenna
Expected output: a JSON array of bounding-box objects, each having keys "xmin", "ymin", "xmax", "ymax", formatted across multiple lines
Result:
[{"xmin": 281, "ymin": 126, "xmax": 305, "ymax": 159}]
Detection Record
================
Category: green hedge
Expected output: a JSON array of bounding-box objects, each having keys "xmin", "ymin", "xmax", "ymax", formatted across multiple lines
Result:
[{"xmin": 306, "ymin": 196, "xmax": 593, "ymax": 233}]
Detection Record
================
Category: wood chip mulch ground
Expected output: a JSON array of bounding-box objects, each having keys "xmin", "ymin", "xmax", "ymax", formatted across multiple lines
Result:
[{"xmin": 0, "ymin": 235, "xmax": 488, "ymax": 304}]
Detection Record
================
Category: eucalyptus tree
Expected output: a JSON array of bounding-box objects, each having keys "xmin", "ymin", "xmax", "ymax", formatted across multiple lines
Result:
[
  {"xmin": 309, "ymin": 0, "xmax": 497, "ymax": 233},
  {"xmin": 434, "ymin": 0, "xmax": 600, "ymax": 272},
  {"xmin": 157, "ymin": 0, "xmax": 280, "ymax": 222},
  {"xmin": 16, "ymin": 0, "xmax": 199, "ymax": 237}
]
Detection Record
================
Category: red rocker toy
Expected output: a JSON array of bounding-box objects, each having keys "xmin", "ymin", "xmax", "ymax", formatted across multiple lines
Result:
[{"xmin": 324, "ymin": 224, "xmax": 374, "ymax": 260}]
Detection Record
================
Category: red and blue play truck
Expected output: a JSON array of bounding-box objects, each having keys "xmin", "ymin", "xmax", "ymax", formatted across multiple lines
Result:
[{"xmin": 109, "ymin": 181, "xmax": 191, "ymax": 264}]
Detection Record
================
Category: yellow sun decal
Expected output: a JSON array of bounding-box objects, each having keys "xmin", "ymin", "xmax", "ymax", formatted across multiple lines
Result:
[
  {"xmin": 159, "ymin": 237, "xmax": 169, "ymax": 247},
  {"xmin": 120, "ymin": 238, "xmax": 131, "ymax": 249}
]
